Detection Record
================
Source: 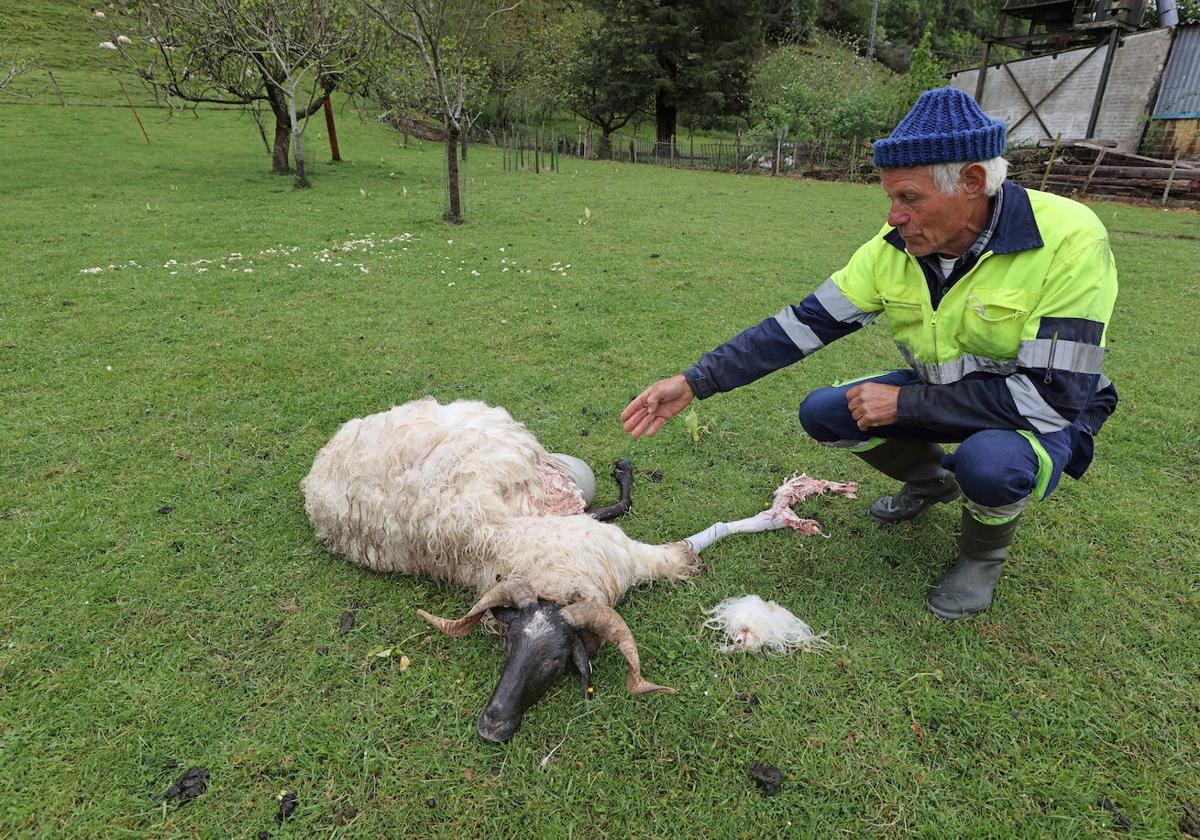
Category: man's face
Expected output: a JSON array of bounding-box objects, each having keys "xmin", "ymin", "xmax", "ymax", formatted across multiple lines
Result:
[{"xmin": 880, "ymin": 167, "xmax": 973, "ymax": 257}]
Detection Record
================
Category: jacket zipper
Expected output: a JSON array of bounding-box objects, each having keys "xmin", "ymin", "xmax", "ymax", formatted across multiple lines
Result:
[
  {"xmin": 930, "ymin": 312, "xmax": 939, "ymax": 383},
  {"xmin": 1044, "ymin": 330, "xmax": 1058, "ymax": 384}
]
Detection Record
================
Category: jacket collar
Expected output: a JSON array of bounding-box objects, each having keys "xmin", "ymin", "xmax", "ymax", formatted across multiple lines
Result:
[{"xmin": 884, "ymin": 179, "xmax": 1044, "ymax": 256}]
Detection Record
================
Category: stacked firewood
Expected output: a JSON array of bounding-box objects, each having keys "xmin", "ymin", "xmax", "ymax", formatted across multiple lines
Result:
[{"xmin": 1008, "ymin": 140, "xmax": 1200, "ymax": 203}]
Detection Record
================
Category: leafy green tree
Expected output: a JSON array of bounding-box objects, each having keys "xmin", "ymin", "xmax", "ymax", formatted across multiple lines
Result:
[
  {"xmin": 485, "ymin": 1, "xmax": 583, "ymax": 125},
  {"xmin": 566, "ymin": 6, "xmax": 654, "ymax": 157},
  {"xmin": 748, "ymin": 36, "xmax": 898, "ymax": 140},
  {"xmin": 897, "ymin": 24, "xmax": 946, "ymax": 110},
  {"xmin": 762, "ymin": 0, "xmax": 819, "ymax": 43},
  {"xmin": 578, "ymin": 0, "xmax": 761, "ymax": 145}
]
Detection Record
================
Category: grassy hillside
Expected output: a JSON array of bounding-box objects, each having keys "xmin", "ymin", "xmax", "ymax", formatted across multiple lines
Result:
[{"xmin": 1, "ymin": 2, "xmax": 1198, "ymax": 837}]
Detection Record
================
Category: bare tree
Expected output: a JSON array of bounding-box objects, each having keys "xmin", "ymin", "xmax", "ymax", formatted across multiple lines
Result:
[
  {"xmin": 101, "ymin": 0, "xmax": 375, "ymax": 186},
  {"xmin": 0, "ymin": 42, "xmax": 31, "ymax": 95},
  {"xmin": 365, "ymin": 0, "xmax": 520, "ymax": 223}
]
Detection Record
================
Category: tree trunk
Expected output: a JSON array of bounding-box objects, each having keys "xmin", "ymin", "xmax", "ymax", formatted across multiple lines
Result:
[
  {"xmin": 272, "ymin": 119, "xmax": 291, "ymax": 174},
  {"xmin": 598, "ymin": 129, "xmax": 613, "ymax": 160},
  {"xmin": 460, "ymin": 128, "xmax": 468, "ymax": 162},
  {"xmin": 287, "ymin": 86, "xmax": 310, "ymax": 189},
  {"xmin": 322, "ymin": 94, "xmax": 341, "ymax": 162},
  {"xmin": 655, "ymin": 89, "xmax": 677, "ymax": 146},
  {"xmin": 445, "ymin": 124, "xmax": 463, "ymax": 224}
]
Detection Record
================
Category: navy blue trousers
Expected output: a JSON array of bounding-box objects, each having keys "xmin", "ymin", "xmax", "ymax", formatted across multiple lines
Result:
[{"xmin": 798, "ymin": 370, "xmax": 1088, "ymax": 510}]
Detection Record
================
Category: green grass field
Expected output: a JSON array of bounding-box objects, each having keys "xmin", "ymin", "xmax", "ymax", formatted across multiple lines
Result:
[{"xmin": 2, "ymin": 3, "xmax": 1199, "ymax": 837}]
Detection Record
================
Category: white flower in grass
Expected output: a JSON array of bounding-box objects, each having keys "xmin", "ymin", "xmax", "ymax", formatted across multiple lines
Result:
[
  {"xmin": 80, "ymin": 267, "xmax": 102, "ymax": 274},
  {"xmin": 92, "ymin": 9, "xmax": 106, "ymax": 18},
  {"xmin": 117, "ymin": 35, "xmax": 131, "ymax": 45},
  {"xmin": 470, "ymin": 270, "xmax": 480, "ymax": 276},
  {"xmin": 99, "ymin": 41, "xmax": 117, "ymax": 50}
]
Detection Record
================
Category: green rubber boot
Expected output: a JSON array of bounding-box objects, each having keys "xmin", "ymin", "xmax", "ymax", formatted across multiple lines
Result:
[
  {"xmin": 926, "ymin": 509, "xmax": 1020, "ymax": 621},
  {"xmin": 854, "ymin": 440, "xmax": 961, "ymax": 525}
]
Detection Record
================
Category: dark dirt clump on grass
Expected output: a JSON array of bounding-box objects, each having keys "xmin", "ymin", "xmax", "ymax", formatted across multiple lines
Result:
[
  {"xmin": 1180, "ymin": 802, "xmax": 1199, "ymax": 837},
  {"xmin": 275, "ymin": 791, "xmax": 298, "ymax": 824},
  {"xmin": 1097, "ymin": 797, "xmax": 1133, "ymax": 832},
  {"xmin": 260, "ymin": 620, "xmax": 283, "ymax": 639},
  {"xmin": 749, "ymin": 762, "xmax": 782, "ymax": 796},
  {"xmin": 339, "ymin": 602, "xmax": 360, "ymax": 635},
  {"xmin": 163, "ymin": 767, "xmax": 209, "ymax": 804}
]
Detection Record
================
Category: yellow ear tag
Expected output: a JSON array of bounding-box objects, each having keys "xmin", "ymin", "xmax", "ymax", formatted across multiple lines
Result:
[{"xmin": 587, "ymin": 686, "xmax": 594, "ymax": 694}]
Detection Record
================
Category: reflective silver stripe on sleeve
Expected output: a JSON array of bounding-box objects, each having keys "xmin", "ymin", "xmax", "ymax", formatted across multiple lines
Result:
[
  {"xmin": 1018, "ymin": 338, "xmax": 1105, "ymax": 374},
  {"xmin": 1098, "ymin": 373, "xmax": 1112, "ymax": 390},
  {"xmin": 813, "ymin": 278, "xmax": 879, "ymax": 325},
  {"xmin": 774, "ymin": 306, "xmax": 825, "ymax": 356},
  {"xmin": 1006, "ymin": 374, "xmax": 1071, "ymax": 433}
]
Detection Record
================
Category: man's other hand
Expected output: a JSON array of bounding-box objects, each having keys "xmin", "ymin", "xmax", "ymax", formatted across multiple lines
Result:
[
  {"xmin": 621, "ymin": 374, "xmax": 695, "ymax": 438},
  {"xmin": 846, "ymin": 382, "xmax": 900, "ymax": 430}
]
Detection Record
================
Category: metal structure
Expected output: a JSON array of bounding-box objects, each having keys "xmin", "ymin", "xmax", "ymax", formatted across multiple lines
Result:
[{"xmin": 974, "ymin": 0, "xmax": 1149, "ymax": 139}]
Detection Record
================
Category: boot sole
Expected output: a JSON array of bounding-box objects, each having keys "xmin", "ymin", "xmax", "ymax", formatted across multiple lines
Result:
[
  {"xmin": 868, "ymin": 489, "xmax": 962, "ymax": 526},
  {"xmin": 924, "ymin": 598, "xmax": 982, "ymax": 621}
]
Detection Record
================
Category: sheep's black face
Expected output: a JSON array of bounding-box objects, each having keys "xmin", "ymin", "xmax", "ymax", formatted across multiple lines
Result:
[{"xmin": 477, "ymin": 601, "xmax": 590, "ymax": 743}]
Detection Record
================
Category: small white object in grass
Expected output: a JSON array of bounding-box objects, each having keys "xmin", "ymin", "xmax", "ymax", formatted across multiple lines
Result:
[
  {"xmin": 99, "ymin": 41, "xmax": 117, "ymax": 50},
  {"xmin": 704, "ymin": 595, "xmax": 831, "ymax": 654},
  {"xmin": 117, "ymin": 34, "xmax": 131, "ymax": 44}
]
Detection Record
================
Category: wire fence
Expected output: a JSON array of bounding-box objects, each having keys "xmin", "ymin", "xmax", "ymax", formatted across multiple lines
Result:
[{"xmin": 477, "ymin": 123, "xmax": 879, "ymax": 182}]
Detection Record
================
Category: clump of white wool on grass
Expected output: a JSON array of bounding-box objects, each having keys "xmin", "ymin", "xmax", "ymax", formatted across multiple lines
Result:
[{"xmin": 704, "ymin": 595, "xmax": 831, "ymax": 653}]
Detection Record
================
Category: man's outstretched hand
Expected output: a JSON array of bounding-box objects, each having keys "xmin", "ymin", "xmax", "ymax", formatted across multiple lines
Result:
[
  {"xmin": 846, "ymin": 382, "xmax": 900, "ymax": 431},
  {"xmin": 622, "ymin": 374, "xmax": 695, "ymax": 438}
]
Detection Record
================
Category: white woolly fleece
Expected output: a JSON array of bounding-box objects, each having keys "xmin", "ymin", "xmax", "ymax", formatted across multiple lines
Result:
[
  {"xmin": 300, "ymin": 398, "xmax": 699, "ymax": 606},
  {"xmin": 704, "ymin": 595, "xmax": 831, "ymax": 654}
]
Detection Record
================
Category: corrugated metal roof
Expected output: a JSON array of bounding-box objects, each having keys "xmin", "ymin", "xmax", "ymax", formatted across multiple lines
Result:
[{"xmin": 1154, "ymin": 24, "xmax": 1200, "ymax": 119}]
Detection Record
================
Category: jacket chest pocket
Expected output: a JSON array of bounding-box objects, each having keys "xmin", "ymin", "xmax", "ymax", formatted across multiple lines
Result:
[
  {"xmin": 880, "ymin": 293, "xmax": 925, "ymax": 347},
  {"xmin": 957, "ymin": 288, "xmax": 1038, "ymax": 359}
]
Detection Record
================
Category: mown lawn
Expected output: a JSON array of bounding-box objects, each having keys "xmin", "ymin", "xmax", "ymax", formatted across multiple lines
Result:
[{"xmin": 2, "ymin": 19, "xmax": 1199, "ymax": 839}]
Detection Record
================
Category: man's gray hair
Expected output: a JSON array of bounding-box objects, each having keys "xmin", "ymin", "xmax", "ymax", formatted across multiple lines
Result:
[{"xmin": 931, "ymin": 157, "xmax": 1009, "ymax": 197}]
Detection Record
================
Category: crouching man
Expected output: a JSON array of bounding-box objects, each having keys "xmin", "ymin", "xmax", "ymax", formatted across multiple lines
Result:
[{"xmin": 621, "ymin": 87, "xmax": 1118, "ymax": 620}]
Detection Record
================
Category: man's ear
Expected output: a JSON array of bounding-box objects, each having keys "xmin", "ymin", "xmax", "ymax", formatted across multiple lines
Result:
[{"xmin": 960, "ymin": 162, "xmax": 988, "ymax": 199}]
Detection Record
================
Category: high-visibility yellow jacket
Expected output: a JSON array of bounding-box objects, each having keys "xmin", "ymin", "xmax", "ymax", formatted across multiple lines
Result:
[{"xmin": 683, "ymin": 181, "xmax": 1119, "ymax": 472}]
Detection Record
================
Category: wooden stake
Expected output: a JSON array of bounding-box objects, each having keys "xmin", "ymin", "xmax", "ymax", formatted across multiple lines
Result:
[
  {"xmin": 119, "ymin": 81, "xmax": 150, "ymax": 145},
  {"xmin": 1080, "ymin": 147, "xmax": 1106, "ymax": 197},
  {"xmin": 48, "ymin": 71, "xmax": 66, "ymax": 107},
  {"xmin": 1162, "ymin": 149, "xmax": 1182, "ymax": 206},
  {"xmin": 1040, "ymin": 132, "xmax": 1062, "ymax": 191}
]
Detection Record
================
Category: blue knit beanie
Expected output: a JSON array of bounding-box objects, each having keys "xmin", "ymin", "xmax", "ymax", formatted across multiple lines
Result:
[{"xmin": 873, "ymin": 87, "xmax": 1006, "ymax": 168}]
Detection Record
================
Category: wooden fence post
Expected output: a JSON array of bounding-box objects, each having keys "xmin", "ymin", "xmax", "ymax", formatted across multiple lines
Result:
[
  {"xmin": 119, "ymin": 81, "xmax": 150, "ymax": 145},
  {"xmin": 1162, "ymin": 149, "xmax": 1182, "ymax": 206},
  {"xmin": 48, "ymin": 71, "xmax": 66, "ymax": 107},
  {"xmin": 1040, "ymin": 132, "xmax": 1062, "ymax": 191},
  {"xmin": 1080, "ymin": 147, "xmax": 1106, "ymax": 197}
]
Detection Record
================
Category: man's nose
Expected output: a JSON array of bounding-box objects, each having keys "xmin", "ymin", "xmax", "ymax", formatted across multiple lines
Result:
[{"xmin": 888, "ymin": 202, "xmax": 908, "ymax": 228}]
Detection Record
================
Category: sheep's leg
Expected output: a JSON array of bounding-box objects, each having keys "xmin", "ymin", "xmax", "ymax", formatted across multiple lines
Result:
[
  {"xmin": 587, "ymin": 459, "xmax": 633, "ymax": 522},
  {"xmin": 684, "ymin": 510, "xmax": 823, "ymax": 553}
]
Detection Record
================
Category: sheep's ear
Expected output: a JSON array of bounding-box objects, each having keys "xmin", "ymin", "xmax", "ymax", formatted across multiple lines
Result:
[
  {"xmin": 491, "ymin": 606, "xmax": 519, "ymax": 628},
  {"xmin": 571, "ymin": 635, "xmax": 592, "ymax": 699}
]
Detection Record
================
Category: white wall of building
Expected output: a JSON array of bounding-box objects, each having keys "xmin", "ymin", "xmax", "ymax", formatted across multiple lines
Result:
[{"xmin": 949, "ymin": 28, "xmax": 1174, "ymax": 152}]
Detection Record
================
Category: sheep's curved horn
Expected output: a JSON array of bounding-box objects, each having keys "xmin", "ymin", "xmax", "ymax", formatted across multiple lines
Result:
[
  {"xmin": 560, "ymin": 601, "xmax": 675, "ymax": 695},
  {"xmin": 417, "ymin": 579, "xmax": 537, "ymax": 637}
]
